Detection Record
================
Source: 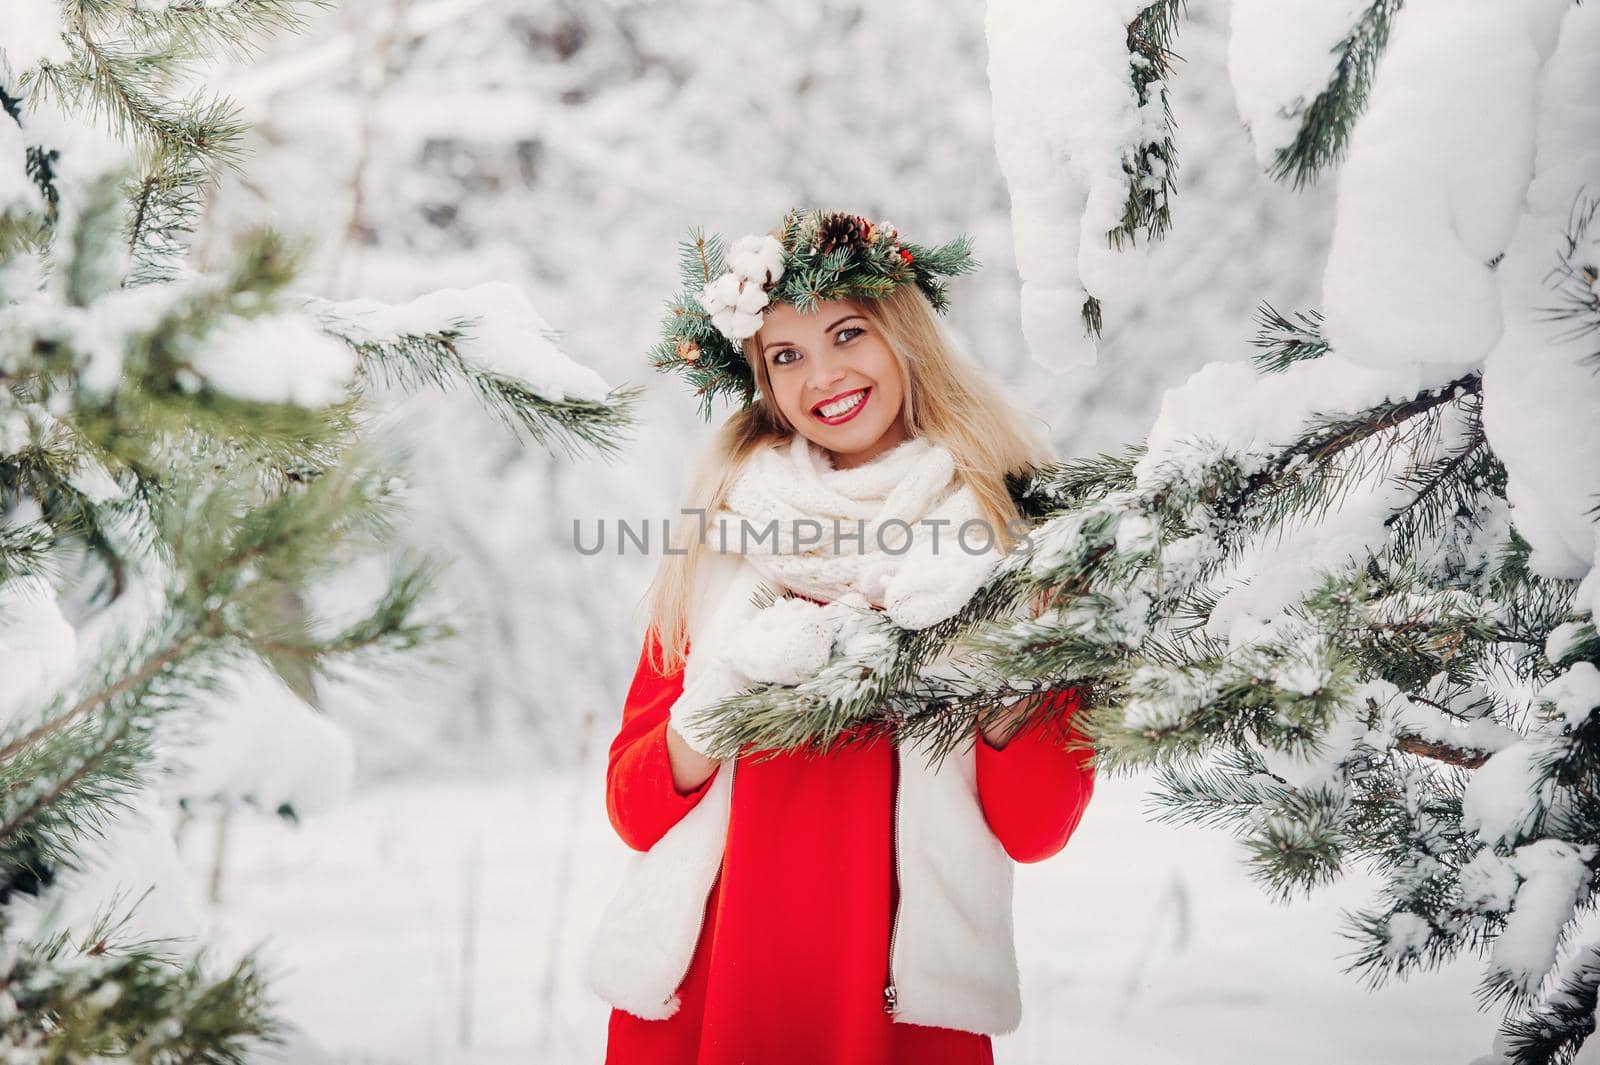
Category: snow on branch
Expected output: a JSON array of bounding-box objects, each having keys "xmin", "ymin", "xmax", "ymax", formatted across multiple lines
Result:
[
  {"xmin": 313, "ymin": 281, "xmax": 642, "ymax": 459},
  {"xmin": 961, "ymin": 3, "xmax": 1600, "ymax": 1056},
  {"xmin": 986, "ymin": 0, "xmax": 1184, "ymax": 368},
  {"xmin": 1228, "ymin": 0, "xmax": 1403, "ymax": 187},
  {"xmin": 1320, "ymin": 0, "xmax": 1570, "ymax": 375}
]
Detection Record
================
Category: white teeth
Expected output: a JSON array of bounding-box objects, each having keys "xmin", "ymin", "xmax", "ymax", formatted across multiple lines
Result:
[{"xmin": 818, "ymin": 389, "xmax": 867, "ymax": 418}]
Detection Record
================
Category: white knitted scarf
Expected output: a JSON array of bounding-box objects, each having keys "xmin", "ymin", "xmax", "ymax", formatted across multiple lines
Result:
[{"xmin": 709, "ymin": 432, "xmax": 1000, "ymax": 628}]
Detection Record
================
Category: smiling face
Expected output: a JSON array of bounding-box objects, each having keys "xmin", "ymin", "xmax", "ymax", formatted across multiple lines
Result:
[{"xmin": 753, "ymin": 297, "xmax": 910, "ymax": 469}]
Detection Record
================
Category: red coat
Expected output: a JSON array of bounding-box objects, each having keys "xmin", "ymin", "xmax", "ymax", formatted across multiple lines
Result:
[{"xmin": 602, "ymin": 624, "xmax": 1096, "ymax": 1065}]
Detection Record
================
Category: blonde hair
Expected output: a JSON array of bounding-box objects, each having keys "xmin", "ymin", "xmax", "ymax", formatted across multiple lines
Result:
[{"xmin": 641, "ymin": 282, "xmax": 1057, "ymax": 675}]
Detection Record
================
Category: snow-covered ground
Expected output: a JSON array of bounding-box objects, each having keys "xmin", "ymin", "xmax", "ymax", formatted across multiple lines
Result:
[{"xmin": 187, "ymin": 734, "xmax": 1497, "ymax": 1064}]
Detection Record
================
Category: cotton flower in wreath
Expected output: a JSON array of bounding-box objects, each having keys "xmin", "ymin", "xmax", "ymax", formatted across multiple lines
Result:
[
  {"xmin": 727, "ymin": 233, "xmax": 786, "ymax": 287},
  {"xmin": 699, "ymin": 271, "xmax": 771, "ymax": 340}
]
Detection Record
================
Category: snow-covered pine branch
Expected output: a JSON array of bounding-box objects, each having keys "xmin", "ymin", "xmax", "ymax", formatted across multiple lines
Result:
[
  {"xmin": 985, "ymin": 0, "xmax": 1186, "ymax": 368},
  {"xmin": 1, "ymin": 1, "xmax": 638, "ymax": 1058},
  {"xmin": 313, "ymin": 282, "xmax": 643, "ymax": 461},
  {"xmin": 0, "ymin": 895, "xmax": 279, "ymax": 1059},
  {"xmin": 1228, "ymin": 0, "xmax": 1403, "ymax": 188}
]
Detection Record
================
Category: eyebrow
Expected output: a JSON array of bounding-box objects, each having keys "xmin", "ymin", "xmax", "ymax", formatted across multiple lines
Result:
[{"xmin": 761, "ymin": 315, "xmax": 864, "ymax": 356}]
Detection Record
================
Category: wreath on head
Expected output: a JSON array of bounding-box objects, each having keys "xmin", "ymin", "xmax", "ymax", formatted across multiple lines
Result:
[{"xmin": 648, "ymin": 207, "xmax": 980, "ymax": 423}]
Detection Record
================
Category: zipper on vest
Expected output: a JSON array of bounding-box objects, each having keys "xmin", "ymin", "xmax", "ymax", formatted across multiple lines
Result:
[{"xmin": 884, "ymin": 741, "xmax": 902, "ymax": 1016}]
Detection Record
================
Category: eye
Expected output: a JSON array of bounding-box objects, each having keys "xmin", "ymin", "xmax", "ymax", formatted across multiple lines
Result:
[{"xmin": 770, "ymin": 327, "xmax": 862, "ymax": 367}]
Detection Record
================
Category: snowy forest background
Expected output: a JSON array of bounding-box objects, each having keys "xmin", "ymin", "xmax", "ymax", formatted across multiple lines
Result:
[{"xmin": 3, "ymin": 0, "xmax": 1598, "ymax": 1062}]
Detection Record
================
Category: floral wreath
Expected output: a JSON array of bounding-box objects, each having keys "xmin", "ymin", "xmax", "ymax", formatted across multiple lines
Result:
[{"xmin": 648, "ymin": 207, "xmax": 979, "ymax": 422}]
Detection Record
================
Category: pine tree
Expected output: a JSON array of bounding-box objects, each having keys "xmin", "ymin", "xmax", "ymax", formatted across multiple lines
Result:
[
  {"xmin": 692, "ymin": 4, "xmax": 1600, "ymax": 1061},
  {"xmin": 1, "ymin": 2, "xmax": 637, "ymax": 1059}
]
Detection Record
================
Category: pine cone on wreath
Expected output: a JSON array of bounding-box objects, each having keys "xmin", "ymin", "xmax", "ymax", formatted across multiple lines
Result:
[{"xmin": 815, "ymin": 212, "xmax": 874, "ymax": 256}]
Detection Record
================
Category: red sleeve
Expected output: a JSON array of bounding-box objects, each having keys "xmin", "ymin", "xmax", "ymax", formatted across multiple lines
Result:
[
  {"xmin": 975, "ymin": 687, "xmax": 1096, "ymax": 864},
  {"xmin": 605, "ymin": 626, "xmax": 721, "ymax": 851}
]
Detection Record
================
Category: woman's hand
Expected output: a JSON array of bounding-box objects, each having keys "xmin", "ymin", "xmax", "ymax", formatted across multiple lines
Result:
[
  {"xmin": 978, "ymin": 690, "xmax": 1050, "ymax": 750},
  {"xmin": 975, "ymin": 585, "xmax": 1063, "ymax": 748},
  {"xmin": 665, "ymin": 723, "xmax": 720, "ymax": 794}
]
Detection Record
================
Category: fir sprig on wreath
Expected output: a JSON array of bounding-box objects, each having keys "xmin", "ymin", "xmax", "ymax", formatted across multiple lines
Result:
[{"xmin": 648, "ymin": 208, "xmax": 979, "ymax": 422}]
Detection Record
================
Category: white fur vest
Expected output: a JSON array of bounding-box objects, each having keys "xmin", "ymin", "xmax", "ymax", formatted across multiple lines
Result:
[{"xmin": 585, "ymin": 550, "xmax": 1024, "ymax": 1035}]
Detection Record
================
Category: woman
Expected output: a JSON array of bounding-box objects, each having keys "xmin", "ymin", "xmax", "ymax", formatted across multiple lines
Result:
[{"xmin": 588, "ymin": 209, "xmax": 1096, "ymax": 1064}]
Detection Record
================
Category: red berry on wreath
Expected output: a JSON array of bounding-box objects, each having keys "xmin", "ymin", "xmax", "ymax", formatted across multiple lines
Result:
[{"xmin": 899, "ymin": 248, "xmax": 914, "ymax": 264}]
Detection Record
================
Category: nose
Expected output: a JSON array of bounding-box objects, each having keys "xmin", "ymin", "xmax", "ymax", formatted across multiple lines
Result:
[{"xmin": 807, "ymin": 349, "xmax": 849, "ymax": 397}]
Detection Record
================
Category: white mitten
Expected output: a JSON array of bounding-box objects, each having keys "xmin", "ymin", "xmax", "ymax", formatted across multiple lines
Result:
[{"xmin": 723, "ymin": 595, "xmax": 837, "ymax": 686}]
